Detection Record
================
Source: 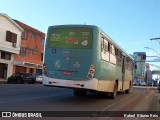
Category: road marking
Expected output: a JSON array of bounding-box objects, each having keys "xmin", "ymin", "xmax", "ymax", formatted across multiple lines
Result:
[
  {"xmin": 8, "ymin": 89, "xmax": 31, "ymax": 92},
  {"xmin": 0, "ymin": 93, "xmax": 72, "ymax": 104},
  {"xmin": 103, "ymin": 91, "xmax": 146, "ymax": 110}
]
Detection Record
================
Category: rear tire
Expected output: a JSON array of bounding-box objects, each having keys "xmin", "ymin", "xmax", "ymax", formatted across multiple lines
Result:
[
  {"xmin": 98, "ymin": 92, "xmax": 109, "ymax": 98},
  {"xmin": 125, "ymin": 83, "xmax": 131, "ymax": 94},
  {"xmin": 32, "ymin": 79, "xmax": 35, "ymax": 84},
  {"xmin": 111, "ymin": 83, "xmax": 117, "ymax": 99},
  {"xmin": 73, "ymin": 89, "xmax": 87, "ymax": 96}
]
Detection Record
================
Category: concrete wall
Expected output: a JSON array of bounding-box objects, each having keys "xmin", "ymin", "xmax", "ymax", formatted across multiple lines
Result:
[
  {"xmin": 0, "ymin": 14, "xmax": 23, "ymax": 80},
  {"xmin": 0, "ymin": 15, "xmax": 23, "ymax": 54}
]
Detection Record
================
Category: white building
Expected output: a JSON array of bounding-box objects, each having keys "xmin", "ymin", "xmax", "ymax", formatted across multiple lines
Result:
[{"xmin": 0, "ymin": 13, "xmax": 23, "ymax": 80}]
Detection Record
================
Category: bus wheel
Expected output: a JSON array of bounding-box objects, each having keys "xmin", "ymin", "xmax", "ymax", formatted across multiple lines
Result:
[
  {"xmin": 73, "ymin": 89, "xmax": 87, "ymax": 96},
  {"xmin": 111, "ymin": 83, "xmax": 117, "ymax": 99},
  {"xmin": 99, "ymin": 92, "xmax": 109, "ymax": 98},
  {"xmin": 125, "ymin": 83, "xmax": 131, "ymax": 94}
]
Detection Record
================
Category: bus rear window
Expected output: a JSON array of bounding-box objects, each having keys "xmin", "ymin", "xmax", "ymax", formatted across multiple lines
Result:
[{"xmin": 48, "ymin": 27, "xmax": 93, "ymax": 49}]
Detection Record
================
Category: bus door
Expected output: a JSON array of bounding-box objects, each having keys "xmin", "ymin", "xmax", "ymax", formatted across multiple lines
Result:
[{"xmin": 122, "ymin": 55, "xmax": 125, "ymax": 90}]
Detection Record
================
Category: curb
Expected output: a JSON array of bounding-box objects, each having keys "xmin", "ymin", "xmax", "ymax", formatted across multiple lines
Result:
[{"xmin": 0, "ymin": 81, "xmax": 7, "ymax": 84}]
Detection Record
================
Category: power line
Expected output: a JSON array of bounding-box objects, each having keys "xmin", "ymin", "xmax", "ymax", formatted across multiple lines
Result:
[{"xmin": 135, "ymin": 60, "xmax": 160, "ymax": 62}]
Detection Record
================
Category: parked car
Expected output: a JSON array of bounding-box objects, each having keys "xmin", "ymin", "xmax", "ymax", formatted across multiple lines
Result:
[
  {"xmin": 147, "ymin": 80, "xmax": 158, "ymax": 86},
  {"xmin": 7, "ymin": 72, "xmax": 35, "ymax": 84},
  {"xmin": 135, "ymin": 80, "xmax": 141, "ymax": 86},
  {"xmin": 135, "ymin": 80, "xmax": 146, "ymax": 86},
  {"xmin": 140, "ymin": 81, "xmax": 146, "ymax": 86},
  {"xmin": 133, "ymin": 81, "xmax": 136, "ymax": 85},
  {"xmin": 30, "ymin": 73, "xmax": 42, "ymax": 83}
]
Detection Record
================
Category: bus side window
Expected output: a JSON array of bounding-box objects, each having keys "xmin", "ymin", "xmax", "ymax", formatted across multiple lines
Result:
[
  {"xmin": 120, "ymin": 51, "xmax": 122, "ymax": 58},
  {"xmin": 101, "ymin": 37, "xmax": 109, "ymax": 52},
  {"xmin": 109, "ymin": 43, "xmax": 111, "ymax": 52},
  {"xmin": 101, "ymin": 37, "xmax": 104, "ymax": 51},
  {"xmin": 117, "ymin": 49, "xmax": 120, "ymax": 57},
  {"xmin": 115, "ymin": 47, "xmax": 118, "ymax": 56},
  {"xmin": 111, "ymin": 45, "xmax": 115, "ymax": 55},
  {"xmin": 104, "ymin": 38, "xmax": 108, "ymax": 52},
  {"xmin": 126, "ymin": 57, "xmax": 130, "ymax": 70}
]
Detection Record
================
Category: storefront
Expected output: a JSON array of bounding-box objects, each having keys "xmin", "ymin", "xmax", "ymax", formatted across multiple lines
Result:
[
  {"xmin": 13, "ymin": 61, "xmax": 42, "ymax": 74},
  {"xmin": 0, "ymin": 51, "xmax": 15, "ymax": 80},
  {"xmin": 15, "ymin": 66, "xmax": 26, "ymax": 73},
  {"xmin": 0, "ymin": 63, "xmax": 8, "ymax": 79}
]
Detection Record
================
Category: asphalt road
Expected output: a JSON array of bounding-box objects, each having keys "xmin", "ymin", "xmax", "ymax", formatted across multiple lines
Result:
[
  {"xmin": 0, "ymin": 84, "xmax": 147, "ymax": 111},
  {"xmin": 0, "ymin": 83, "xmax": 152, "ymax": 120}
]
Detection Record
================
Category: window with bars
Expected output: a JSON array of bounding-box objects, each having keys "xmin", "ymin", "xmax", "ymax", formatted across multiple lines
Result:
[
  {"xmin": 1, "ymin": 51, "xmax": 11, "ymax": 60},
  {"xmin": 21, "ymin": 29, "xmax": 28, "ymax": 39},
  {"xmin": 32, "ymin": 33, "xmax": 35, "ymax": 39},
  {"xmin": 31, "ymin": 50, "xmax": 35, "ymax": 56},
  {"xmin": 41, "ymin": 53, "xmax": 43, "ymax": 61},
  {"xmin": 6, "ymin": 31, "xmax": 17, "ymax": 43},
  {"xmin": 20, "ymin": 47, "xmax": 27, "ymax": 58},
  {"xmin": 42, "ymin": 38, "xmax": 45, "ymax": 46}
]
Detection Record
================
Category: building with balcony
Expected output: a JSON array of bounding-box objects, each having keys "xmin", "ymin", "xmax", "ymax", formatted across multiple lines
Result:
[
  {"xmin": 13, "ymin": 20, "xmax": 45, "ymax": 74},
  {"xmin": 0, "ymin": 13, "xmax": 23, "ymax": 80}
]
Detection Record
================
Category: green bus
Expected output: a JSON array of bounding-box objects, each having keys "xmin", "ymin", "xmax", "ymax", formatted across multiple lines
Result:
[{"xmin": 43, "ymin": 25, "xmax": 134, "ymax": 99}]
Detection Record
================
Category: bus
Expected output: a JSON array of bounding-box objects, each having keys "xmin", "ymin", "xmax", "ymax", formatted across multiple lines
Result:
[{"xmin": 43, "ymin": 25, "xmax": 134, "ymax": 99}]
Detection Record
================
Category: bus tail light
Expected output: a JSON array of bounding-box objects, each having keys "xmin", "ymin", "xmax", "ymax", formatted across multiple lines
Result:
[
  {"xmin": 43, "ymin": 63, "xmax": 48, "ymax": 76},
  {"xmin": 86, "ymin": 64, "xmax": 95, "ymax": 80}
]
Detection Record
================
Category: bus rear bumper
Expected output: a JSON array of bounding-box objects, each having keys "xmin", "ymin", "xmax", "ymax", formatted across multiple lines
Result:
[{"xmin": 42, "ymin": 75, "xmax": 98, "ymax": 91}]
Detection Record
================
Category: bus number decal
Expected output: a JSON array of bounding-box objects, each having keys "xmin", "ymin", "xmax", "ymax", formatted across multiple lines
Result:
[
  {"xmin": 51, "ymin": 34, "xmax": 61, "ymax": 41},
  {"xmin": 66, "ymin": 37, "xmax": 78, "ymax": 44}
]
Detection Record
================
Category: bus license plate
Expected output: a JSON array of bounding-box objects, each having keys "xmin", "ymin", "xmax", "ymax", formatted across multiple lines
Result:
[{"xmin": 62, "ymin": 71, "xmax": 72, "ymax": 76}]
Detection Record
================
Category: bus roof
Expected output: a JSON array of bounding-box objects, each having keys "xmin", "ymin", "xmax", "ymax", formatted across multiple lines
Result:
[{"xmin": 48, "ymin": 24, "xmax": 96, "ymax": 30}]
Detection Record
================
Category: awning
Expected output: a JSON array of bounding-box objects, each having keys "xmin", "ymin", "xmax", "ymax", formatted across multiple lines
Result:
[{"xmin": 13, "ymin": 61, "xmax": 42, "ymax": 69}]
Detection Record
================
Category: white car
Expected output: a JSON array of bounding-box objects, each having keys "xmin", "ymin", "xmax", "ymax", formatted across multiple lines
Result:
[
  {"xmin": 140, "ymin": 81, "xmax": 146, "ymax": 86},
  {"xmin": 31, "ymin": 73, "xmax": 42, "ymax": 83},
  {"xmin": 36, "ymin": 75, "xmax": 42, "ymax": 83}
]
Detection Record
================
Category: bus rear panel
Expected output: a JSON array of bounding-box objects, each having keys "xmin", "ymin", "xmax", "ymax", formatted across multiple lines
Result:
[{"xmin": 43, "ymin": 25, "xmax": 98, "ymax": 90}]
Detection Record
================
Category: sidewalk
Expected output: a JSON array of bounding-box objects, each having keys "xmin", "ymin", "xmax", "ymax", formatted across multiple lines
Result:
[
  {"xmin": 0, "ymin": 78, "xmax": 7, "ymax": 84},
  {"xmin": 134, "ymin": 87, "xmax": 160, "ymax": 111},
  {"xmin": 115, "ymin": 87, "xmax": 160, "ymax": 120},
  {"xmin": 123, "ymin": 87, "xmax": 160, "ymax": 120},
  {"xmin": 95, "ymin": 87, "xmax": 160, "ymax": 120}
]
